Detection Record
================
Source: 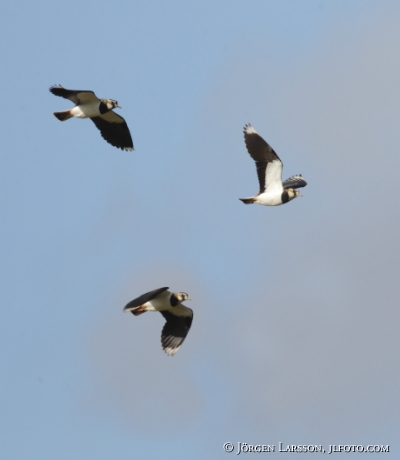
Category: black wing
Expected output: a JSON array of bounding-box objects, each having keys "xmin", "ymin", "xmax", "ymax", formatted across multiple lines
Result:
[
  {"xmin": 282, "ymin": 174, "xmax": 307, "ymax": 190},
  {"xmin": 160, "ymin": 310, "xmax": 193, "ymax": 356},
  {"xmin": 123, "ymin": 287, "xmax": 169, "ymax": 312},
  {"xmin": 243, "ymin": 124, "xmax": 282, "ymax": 194},
  {"xmin": 49, "ymin": 85, "xmax": 98, "ymax": 105},
  {"xmin": 91, "ymin": 112, "xmax": 134, "ymax": 151}
]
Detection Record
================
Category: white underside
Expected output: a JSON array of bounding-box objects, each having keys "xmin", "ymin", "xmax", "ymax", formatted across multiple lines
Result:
[
  {"xmin": 252, "ymin": 159, "xmax": 285, "ymax": 206},
  {"xmin": 254, "ymin": 190, "xmax": 284, "ymax": 206},
  {"xmin": 264, "ymin": 160, "xmax": 283, "ymax": 193},
  {"xmin": 143, "ymin": 292, "xmax": 191, "ymax": 316},
  {"xmin": 70, "ymin": 103, "xmax": 101, "ymax": 118}
]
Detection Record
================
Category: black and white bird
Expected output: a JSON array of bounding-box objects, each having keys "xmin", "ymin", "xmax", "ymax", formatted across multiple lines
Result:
[
  {"xmin": 49, "ymin": 85, "xmax": 134, "ymax": 151},
  {"xmin": 123, "ymin": 287, "xmax": 193, "ymax": 356},
  {"xmin": 240, "ymin": 124, "xmax": 307, "ymax": 206}
]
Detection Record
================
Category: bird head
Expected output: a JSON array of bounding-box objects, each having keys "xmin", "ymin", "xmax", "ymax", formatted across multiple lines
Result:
[
  {"xmin": 105, "ymin": 99, "xmax": 121, "ymax": 110},
  {"xmin": 170, "ymin": 292, "xmax": 191, "ymax": 306},
  {"xmin": 287, "ymin": 188, "xmax": 302, "ymax": 200}
]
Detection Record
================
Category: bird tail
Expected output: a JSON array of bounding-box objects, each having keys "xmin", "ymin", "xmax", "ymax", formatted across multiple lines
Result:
[
  {"xmin": 53, "ymin": 110, "xmax": 73, "ymax": 121},
  {"xmin": 239, "ymin": 197, "xmax": 256, "ymax": 204},
  {"xmin": 124, "ymin": 305, "xmax": 147, "ymax": 316},
  {"xmin": 130, "ymin": 310, "xmax": 146, "ymax": 316}
]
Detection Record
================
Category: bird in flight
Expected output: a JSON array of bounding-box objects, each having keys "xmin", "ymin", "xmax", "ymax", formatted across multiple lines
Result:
[
  {"xmin": 123, "ymin": 287, "xmax": 193, "ymax": 356},
  {"xmin": 240, "ymin": 124, "xmax": 306, "ymax": 206},
  {"xmin": 49, "ymin": 85, "xmax": 134, "ymax": 151}
]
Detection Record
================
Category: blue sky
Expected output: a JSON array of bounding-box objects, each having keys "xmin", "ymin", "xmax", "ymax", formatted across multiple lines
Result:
[{"xmin": 1, "ymin": 1, "xmax": 400, "ymax": 458}]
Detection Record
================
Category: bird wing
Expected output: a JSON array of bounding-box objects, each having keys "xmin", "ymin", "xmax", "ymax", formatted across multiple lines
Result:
[
  {"xmin": 243, "ymin": 124, "xmax": 283, "ymax": 194},
  {"xmin": 123, "ymin": 287, "xmax": 169, "ymax": 312},
  {"xmin": 160, "ymin": 309, "xmax": 193, "ymax": 356},
  {"xmin": 282, "ymin": 174, "xmax": 307, "ymax": 190},
  {"xmin": 264, "ymin": 160, "xmax": 283, "ymax": 194},
  {"xmin": 49, "ymin": 85, "xmax": 99, "ymax": 105},
  {"xmin": 91, "ymin": 111, "xmax": 134, "ymax": 151}
]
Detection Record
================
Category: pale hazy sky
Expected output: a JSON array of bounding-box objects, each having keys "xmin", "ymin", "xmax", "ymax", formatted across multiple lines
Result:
[{"xmin": 1, "ymin": 1, "xmax": 399, "ymax": 458}]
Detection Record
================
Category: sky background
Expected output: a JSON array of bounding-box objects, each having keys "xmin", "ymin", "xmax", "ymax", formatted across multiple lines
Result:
[{"xmin": 1, "ymin": 0, "xmax": 400, "ymax": 458}]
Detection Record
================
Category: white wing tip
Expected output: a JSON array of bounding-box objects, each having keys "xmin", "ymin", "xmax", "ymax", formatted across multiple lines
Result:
[
  {"xmin": 164, "ymin": 346, "xmax": 179, "ymax": 356},
  {"xmin": 244, "ymin": 123, "xmax": 257, "ymax": 135}
]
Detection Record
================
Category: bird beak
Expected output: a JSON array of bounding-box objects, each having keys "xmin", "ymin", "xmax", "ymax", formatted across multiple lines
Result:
[{"xmin": 116, "ymin": 104, "xmax": 121, "ymax": 109}]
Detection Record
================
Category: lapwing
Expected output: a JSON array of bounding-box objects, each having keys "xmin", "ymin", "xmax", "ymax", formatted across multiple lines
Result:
[
  {"xmin": 124, "ymin": 287, "xmax": 193, "ymax": 356},
  {"xmin": 49, "ymin": 85, "xmax": 134, "ymax": 151},
  {"xmin": 240, "ymin": 124, "xmax": 306, "ymax": 206}
]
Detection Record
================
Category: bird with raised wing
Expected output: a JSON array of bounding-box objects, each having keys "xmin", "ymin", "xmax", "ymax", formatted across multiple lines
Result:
[
  {"xmin": 49, "ymin": 85, "xmax": 134, "ymax": 151},
  {"xmin": 123, "ymin": 287, "xmax": 193, "ymax": 356},
  {"xmin": 240, "ymin": 124, "xmax": 306, "ymax": 206}
]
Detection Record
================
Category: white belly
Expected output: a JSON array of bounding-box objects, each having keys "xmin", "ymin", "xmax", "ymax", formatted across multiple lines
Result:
[
  {"xmin": 71, "ymin": 103, "xmax": 101, "ymax": 118},
  {"xmin": 144, "ymin": 291, "xmax": 171, "ymax": 311},
  {"xmin": 255, "ymin": 190, "xmax": 283, "ymax": 206}
]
